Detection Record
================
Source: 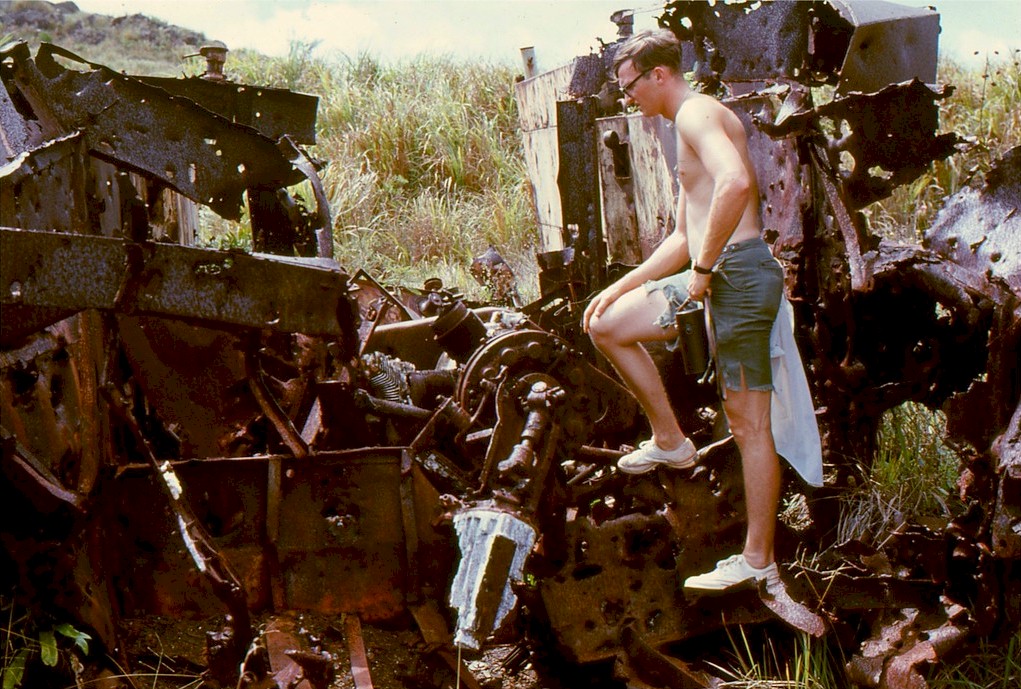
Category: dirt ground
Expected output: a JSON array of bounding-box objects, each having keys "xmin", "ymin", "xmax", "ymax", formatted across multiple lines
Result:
[{"xmin": 118, "ymin": 613, "xmax": 548, "ymax": 689}]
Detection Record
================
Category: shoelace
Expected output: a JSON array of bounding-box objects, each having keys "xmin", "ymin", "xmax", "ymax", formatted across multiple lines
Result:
[{"xmin": 716, "ymin": 554, "xmax": 745, "ymax": 570}]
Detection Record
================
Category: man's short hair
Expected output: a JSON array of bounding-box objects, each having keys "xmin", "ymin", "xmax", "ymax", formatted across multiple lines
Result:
[{"xmin": 613, "ymin": 29, "xmax": 683, "ymax": 78}]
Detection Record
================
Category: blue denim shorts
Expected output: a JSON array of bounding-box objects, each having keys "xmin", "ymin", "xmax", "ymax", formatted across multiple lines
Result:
[
  {"xmin": 644, "ymin": 238, "xmax": 783, "ymax": 390},
  {"xmin": 644, "ymin": 271, "xmax": 691, "ymax": 353},
  {"xmin": 708, "ymin": 238, "xmax": 784, "ymax": 392}
]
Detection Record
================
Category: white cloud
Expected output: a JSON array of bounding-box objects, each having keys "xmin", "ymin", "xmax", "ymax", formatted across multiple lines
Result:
[
  {"xmin": 70, "ymin": 0, "xmax": 656, "ymax": 66},
  {"xmin": 69, "ymin": 0, "xmax": 1021, "ymax": 69},
  {"xmin": 950, "ymin": 28, "xmax": 1013, "ymax": 62}
]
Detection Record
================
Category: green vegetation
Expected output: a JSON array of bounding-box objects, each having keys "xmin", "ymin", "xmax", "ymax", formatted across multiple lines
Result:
[
  {"xmin": 708, "ymin": 624, "xmax": 1021, "ymax": 689},
  {"xmin": 2, "ymin": 0, "xmax": 206, "ymax": 76},
  {"xmin": 836, "ymin": 402, "xmax": 960, "ymax": 545},
  {"xmin": 710, "ymin": 626, "xmax": 848, "ymax": 689},
  {"xmin": 865, "ymin": 50, "xmax": 1021, "ymax": 242},
  {"xmin": 931, "ymin": 629, "xmax": 1021, "ymax": 689},
  {"xmin": 226, "ymin": 44, "xmax": 538, "ymax": 297},
  {"xmin": 1, "ymin": 597, "xmax": 91, "ymax": 689}
]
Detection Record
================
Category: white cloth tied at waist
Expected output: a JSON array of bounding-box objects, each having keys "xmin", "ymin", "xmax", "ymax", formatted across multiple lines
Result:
[{"xmin": 767, "ymin": 295, "xmax": 823, "ymax": 487}]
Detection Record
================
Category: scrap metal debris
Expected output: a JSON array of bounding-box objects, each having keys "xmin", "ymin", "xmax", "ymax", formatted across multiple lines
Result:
[{"xmin": 1, "ymin": 2, "xmax": 1018, "ymax": 688}]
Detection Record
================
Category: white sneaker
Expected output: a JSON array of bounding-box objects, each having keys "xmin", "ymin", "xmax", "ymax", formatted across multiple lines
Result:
[
  {"xmin": 683, "ymin": 554, "xmax": 779, "ymax": 592},
  {"xmin": 617, "ymin": 437, "xmax": 698, "ymax": 474}
]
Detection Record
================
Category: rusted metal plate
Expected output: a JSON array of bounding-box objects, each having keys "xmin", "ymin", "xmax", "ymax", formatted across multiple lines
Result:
[
  {"xmin": 138, "ymin": 75, "xmax": 319, "ymax": 146},
  {"xmin": 2, "ymin": 42, "xmax": 306, "ymax": 220},
  {"xmin": 107, "ymin": 450, "xmax": 413, "ymax": 621},
  {"xmin": 925, "ymin": 147, "xmax": 1021, "ymax": 293},
  {"xmin": 259, "ymin": 613, "xmax": 334, "ymax": 689},
  {"xmin": 0, "ymin": 76, "xmax": 36, "ymax": 159},
  {"xmin": 0, "ymin": 133, "xmax": 90, "ymax": 234},
  {"xmin": 537, "ymin": 455, "xmax": 751, "ymax": 663},
  {"xmin": 826, "ymin": 0, "xmax": 939, "ymax": 95},
  {"xmin": 727, "ymin": 89, "xmax": 812, "ymax": 293},
  {"xmin": 0, "ymin": 228, "xmax": 353, "ymax": 344},
  {"xmin": 558, "ymin": 98, "xmax": 605, "ymax": 288},
  {"xmin": 515, "ymin": 61, "xmax": 575, "ymax": 253},
  {"xmin": 115, "ymin": 315, "xmax": 261, "ymax": 459},
  {"xmin": 661, "ymin": 0, "xmax": 938, "ymax": 94},
  {"xmin": 627, "ymin": 115, "xmax": 677, "ymax": 259},
  {"xmin": 759, "ymin": 79, "xmax": 959, "ymax": 209},
  {"xmin": 663, "ymin": 0, "xmax": 814, "ymax": 83},
  {"xmin": 0, "ymin": 313, "xmax": 104, "ymax": 491},
  {"xmin": 992, "ymin": 401, "xmax": 1021, "ymax": 558},
  {"xmin": 596, "ymin": 118, "xmax": 642, "ymax": 265}
]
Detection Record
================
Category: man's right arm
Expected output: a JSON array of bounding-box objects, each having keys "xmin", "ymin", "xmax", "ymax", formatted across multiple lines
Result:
[{"xmin": 582, "ymin": 199, "xmax": 690, "ymax": 331}]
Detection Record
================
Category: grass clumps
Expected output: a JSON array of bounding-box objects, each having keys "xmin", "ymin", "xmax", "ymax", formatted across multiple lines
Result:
[
  {"xmin": 223, "ymin": 44, "xmax": 538, "ymax": 299},
  {"xmin": 836, "ymin": 402, "xmax": 959, "ymax": 545}
]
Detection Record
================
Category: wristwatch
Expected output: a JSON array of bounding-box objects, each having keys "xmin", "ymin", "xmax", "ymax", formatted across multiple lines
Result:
[{"xmin": 693, "ymin": 264, "xmax": 713, "ymax": 275}]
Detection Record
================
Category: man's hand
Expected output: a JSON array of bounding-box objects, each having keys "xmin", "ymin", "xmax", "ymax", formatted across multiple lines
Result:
[
  {"xmin": 583, "ymin": 284, "xmax": 624, "ymax": 333},
  {"xmin": 688, "ymin": 271, "xmax": 711, "ymax": 301}
]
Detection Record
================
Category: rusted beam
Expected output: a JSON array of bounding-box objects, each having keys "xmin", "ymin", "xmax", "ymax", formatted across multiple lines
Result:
[
  {"xmin": 137, "ymin": 75, "xmax": 319, "ymax": 146},
  {"xmin": 245, "ymin": 347, "xmax": 310, "ymax": 459},
  {"xmin": 619, "ymin": 625, "xmax": 714, "ymax": 689},
  {"xmin": 102, "ymin": 385, "xmax": 252, "ymax": 687},
  {"xmin": 343, "ymin": 614, "xmax": 375, "ymax": 689},
  {"xmin": 0, "ymin": 228, "xmax": 354, "ymax": 345},
  {"xmin": 2, "ymin": 42, "xmax": 309, "ymax": 220},
  {"xmin": 0, "ymin": 425, "xmax": 83, "ymax": 513}
]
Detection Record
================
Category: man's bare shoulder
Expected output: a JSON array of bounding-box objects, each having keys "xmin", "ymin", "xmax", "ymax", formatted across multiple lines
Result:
[
  {"xmin": 674, "ymin": 94, "xmax": 731, "ymax": 136},
  {"xmin": 677, "ymin": 92, "xmax": 743, "ymax": 141}
]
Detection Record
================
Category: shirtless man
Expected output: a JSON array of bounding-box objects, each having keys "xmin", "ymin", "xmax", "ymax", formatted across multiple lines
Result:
[{"xmin": 582, "ymin": 29, "xmax": 785, "ymax": 591}]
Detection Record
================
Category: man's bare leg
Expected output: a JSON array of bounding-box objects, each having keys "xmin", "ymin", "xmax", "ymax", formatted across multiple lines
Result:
[
  {"xmin": 587, "ymin": 286, "xmax": 689, "ymax": 451},
  {"xmin": 723, "ymin": 387, "xmax": 780, "ymax": 568},
  {"xmin": 682, "ymin": 385, "xmax": 781, "ymax": 591}
]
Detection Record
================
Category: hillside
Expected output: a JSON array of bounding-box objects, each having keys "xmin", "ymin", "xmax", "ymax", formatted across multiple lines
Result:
[{"xmin": 1, "ymin": 0, "xmax": 208, "ymax": 75}]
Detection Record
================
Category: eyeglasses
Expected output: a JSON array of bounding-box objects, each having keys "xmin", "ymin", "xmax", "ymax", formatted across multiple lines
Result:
[{"xmin": 620, "ymin": 68, "xmax": 653, "ymax": 97}]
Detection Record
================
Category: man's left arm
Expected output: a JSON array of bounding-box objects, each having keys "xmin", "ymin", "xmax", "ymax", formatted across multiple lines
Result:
[{"xmin": 679, "ymin": 104, "xmax": 754, "ymax": 300}]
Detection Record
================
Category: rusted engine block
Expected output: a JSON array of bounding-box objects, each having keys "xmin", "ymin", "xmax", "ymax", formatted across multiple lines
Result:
[{"xmin": 2, "ymin": 2, "xmax": 1019, "ymax": 688}]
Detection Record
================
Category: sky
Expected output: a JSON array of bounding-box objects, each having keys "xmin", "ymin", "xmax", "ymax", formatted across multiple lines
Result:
[{"xmin": 70, "ymin": 0, "xmax": 1020, "ymax": 70}]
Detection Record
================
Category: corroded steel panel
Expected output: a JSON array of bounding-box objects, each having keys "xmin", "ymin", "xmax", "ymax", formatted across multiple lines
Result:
[
  {"xmin": 0, "ymin": 133, "xmax": 90, "ymax": 233},
  {"xmin": 3, "ymin": 42, "xmax": 305, "ymax": 220},
  {"xmin": 925, "ymin": 147, "xmax": 1021, "ymax": 293},
  {"xmin": 0, "ymin": 228, "xmax": 352, "ymax": 343},
  {"xmin": 138, "ymin": 75, "xmax": 319, "ymax": 145},
  {"xmin": 108, "ymin": 451, "xmax": 410, "ymax": 620}
]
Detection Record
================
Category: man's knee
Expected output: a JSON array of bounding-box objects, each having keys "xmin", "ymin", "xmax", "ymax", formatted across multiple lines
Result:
[
  {"xmin": 723, "ymin": 392, "xmax": 772, "ymax": 442},
  {"xmin": 587, "ymin": 314, "xmax": 617, "ymax": 349}
]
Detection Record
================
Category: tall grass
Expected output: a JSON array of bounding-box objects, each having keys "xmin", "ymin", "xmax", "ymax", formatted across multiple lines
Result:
[
  {"xmin": 930, "ymin": 629, "xmax": 1021, "ymax": 689},
  {"xmin": 709, "ymin": 626, "xmax": 848, "ymax": 689},
  {"xmin": 226, "ymin": 44, "xmax": 539, "ymax": 299},
  {"xmin": 836, "ymin": 402, "xmax": 960, "ymax": 544}
]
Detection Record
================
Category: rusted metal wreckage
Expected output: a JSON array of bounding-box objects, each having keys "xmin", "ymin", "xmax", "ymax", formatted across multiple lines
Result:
[{"xmin": 1, "ymin": 1, "xmax": 1018, "ymax": 687}]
